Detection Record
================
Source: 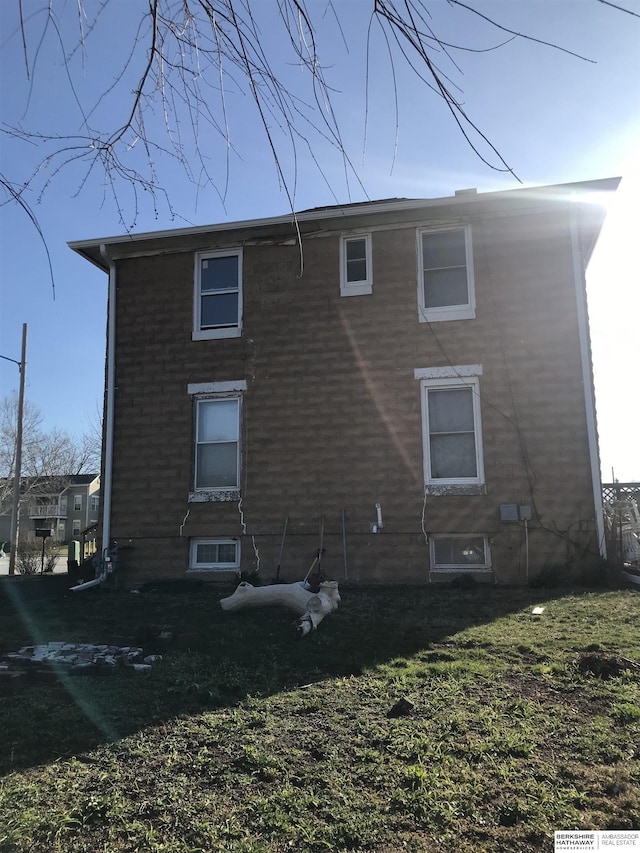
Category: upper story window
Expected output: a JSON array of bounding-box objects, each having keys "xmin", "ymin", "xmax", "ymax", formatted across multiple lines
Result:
[
  {"xmin": 417, "ymin": 226, "xmax": 475, "ymax": 322},
  {"xmin": 340, "ymin": 234, "xmax": 372, "ymax": 296},
  {"xmin": 73, "ymin": 494, "xmax": 82, "ymax": 511},
  {"xmin": 419, "ymin": 375, "xmax": 484, "ymax": 488},
  {"xmin": 195, "ymin": 396, "xmax": 241, "ymax": 491},
  {"xmin": 90, "ymin": 495, "xmax": 100, "ymax": 513},
  {"xmin": 193, "ymin": 249, "xmax": 243, "ymax": 340}
]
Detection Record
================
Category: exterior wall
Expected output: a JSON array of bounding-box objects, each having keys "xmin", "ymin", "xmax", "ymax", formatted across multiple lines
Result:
[
  {"xmin": 107, "ymin": 201, "xmax": 599, "ymax": 587},
  {"xmin": 65, "ymin": 488, "xmax": 93, "ymax": 539}
]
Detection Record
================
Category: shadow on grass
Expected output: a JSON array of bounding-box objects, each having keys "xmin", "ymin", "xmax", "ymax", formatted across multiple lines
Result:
[{"xmin": 0, "ymin": 573, "xmax": 620, "ymax": 774}]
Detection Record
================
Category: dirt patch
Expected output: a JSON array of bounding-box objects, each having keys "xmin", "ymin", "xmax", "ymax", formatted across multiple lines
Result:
[{"xmin": 577, "ymin": 652, "xmax": 632, "ymax": 680}]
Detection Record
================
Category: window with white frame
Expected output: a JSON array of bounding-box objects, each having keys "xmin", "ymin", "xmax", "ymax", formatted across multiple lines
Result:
[
  {"xmin": 340, "ymin": 234, "xmax": 372, "ymax": 296},
  {"xmin": 193, "ymin": 249, "xmax": 243, "ymax": 340},
  {"xmin": 194, "ymin": 396, "xmax": 241, "ymax": 490},
  {"xmin": 73, "ymin": 494, "xmax": 82, "ymax": 511},
  {"xmin": 72, "ymin": 519, "xmax": 82, "ymax": 535},
  {"xmin": 418, "ymin": 226, "xmax": 474, "ymax": 322},
  {"xmin": 90, "ymin": 495, "xmax": 99, "ymax": 513},
  {"xmin": 430, "ymin": 535, "xmax": 490, "ymax": 570},
  {"xmin": 189, "ymin": 538, "xmax": 240, "ymax": 571},
  {"xmin": 420, "ymin": 376, "xmax": 484, "ymax": 486}
]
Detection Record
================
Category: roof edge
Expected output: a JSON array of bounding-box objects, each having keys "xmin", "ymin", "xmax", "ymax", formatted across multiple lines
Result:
[{"xmin": 69, "ymin": 177, "xmax": 621, "ymax": 271}]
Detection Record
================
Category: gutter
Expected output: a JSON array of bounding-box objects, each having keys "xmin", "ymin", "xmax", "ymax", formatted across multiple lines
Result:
[
  {"xmin": 570, "ymin": 212, "xmax": 607, "ymax": 560},
  {"xmin": 70, "ymin": 244, "xmax": 116, "ymax": 591},
  {"xmin": 68, "ymin": 177, "xmax": 620, "ymax": 268}
]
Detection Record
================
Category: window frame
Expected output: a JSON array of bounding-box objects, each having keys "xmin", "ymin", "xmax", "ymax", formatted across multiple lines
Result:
[
  {"xmin": 429, "ymin": 534, "xmax": 491, "ymax": 572},
  {"xmin": 189, "ymin": 538, "xmax": 241, "ymax": 572},
  {"xmin": 193, "ymin": 248, "xmax": 243, "ymax": 340},
  {"xmin": 73, "ymin": 494, "xmax": 82, "ymax": 512},
  {"xmin": 339, "ymin": 234, "xmax": 373, "ymax": 297},
  {"xmin": 419, "ymin": 375, "xmax": 485, "ymax": 488},
  {"xmin": 417, "ymin": 225, "xmax": 475, "ymax": 322},
  {"xmin": 72, "ymin": 519, "xmax": 82, "ymax": 536},
  {"xmin": 193, "ymin": 394, "xmax": 242, "ymax": 495}
]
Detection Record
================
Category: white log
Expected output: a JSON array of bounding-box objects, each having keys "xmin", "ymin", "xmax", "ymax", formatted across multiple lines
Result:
[{"xmin": 220, "ymin": 580, "xmax": 340, "ymax": 635}]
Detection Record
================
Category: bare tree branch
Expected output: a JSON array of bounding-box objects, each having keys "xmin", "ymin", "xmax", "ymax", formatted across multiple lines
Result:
[
  {"xmin": 2, "ymin": 0, "xmax": 634, "ymax": 260},
  {"xmin": 596, "ymin": 0, "xmax": 640, "ymax": 18}
]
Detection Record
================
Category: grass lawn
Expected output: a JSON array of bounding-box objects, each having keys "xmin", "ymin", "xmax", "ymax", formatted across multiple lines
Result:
[{"xmin": 0, "ymin": 576, "xmax": 638, "ymax": 852}]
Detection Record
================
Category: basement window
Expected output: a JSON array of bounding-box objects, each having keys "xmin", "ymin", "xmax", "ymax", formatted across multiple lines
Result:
[
  {"xmin": 189, "ymin": 538, "xmax": 240, "ymax": 571},
  {"xmin": 430, "ymin": 535, "xmax": 490, "ymax": 571},
  {"xmin": 340, "ymin": 234, "xmax": 372, "ymax": 296}
]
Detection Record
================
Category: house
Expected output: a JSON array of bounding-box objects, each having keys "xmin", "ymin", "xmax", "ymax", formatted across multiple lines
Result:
[
  {"xmin": 0, "ymin": 475, "xmax": 100, "ymax": 547},
  {"xmin": 69, "ymin": 178, "xmax": 617, "ymax": 588}
]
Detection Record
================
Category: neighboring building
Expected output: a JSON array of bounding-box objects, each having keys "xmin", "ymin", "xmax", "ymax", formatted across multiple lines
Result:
[
  {"xmin": 0, "ymin": 475, "xmax": 100, "ymax": 545},
  {"xmin": 70, "ymin": 178, "xmax": 617, "ymax": 588}
]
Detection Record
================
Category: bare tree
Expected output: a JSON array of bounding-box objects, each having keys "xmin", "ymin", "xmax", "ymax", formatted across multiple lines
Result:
[
  {"xmin": 0, "ymin": 393, "xmax": 99, "ymax": 513},
  {"xmin": 2, "ymin": 0, "xmax": 636, "ymax": 257}
]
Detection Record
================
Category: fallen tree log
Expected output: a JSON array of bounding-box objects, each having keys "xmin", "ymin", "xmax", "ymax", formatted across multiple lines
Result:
[{"xmin": 220, "ymin": 580, "xmax": 340, "ymax": 636}]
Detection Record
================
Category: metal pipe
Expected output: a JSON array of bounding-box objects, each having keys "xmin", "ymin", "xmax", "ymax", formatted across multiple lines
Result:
[
  {"xmin": 8, "ymin": 324, "xmax": 27, "ymax": 575},
  {"xmin": 71, "ymin": 248, "xmax": 115, "ymax": 594},
  {"xmin": 70, "ymin": 575, "xmax": 105, "ymax": 593},
  {"xmin": 570, "ymin": 213, "xmax": 607, "ymax": 560},
  {"xmin": 341, "ymin": 508, "xmax": 348, "ymax": 580},
  {"xmin": 99, "ymin": 244, "xmax": 117, "ymax": 561}
]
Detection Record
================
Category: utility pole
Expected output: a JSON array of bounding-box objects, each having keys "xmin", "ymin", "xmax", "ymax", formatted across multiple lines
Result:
[{"xmin": 8, "ymin": 324, "xmax": 27, "ymax": 575}]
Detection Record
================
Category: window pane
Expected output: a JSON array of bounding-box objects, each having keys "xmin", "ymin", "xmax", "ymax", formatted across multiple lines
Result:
[
  {"xmin": 347, "ymin": 258, "xmax": 367, "ymax": 282},
  {"xmin": 424, "ymin": 267, "xmax": 468, "ymax": 308},
  {"xmin": 200, "ymin": 255, "xmax": 238, "ymax": 293},
  {"xmin": 217, "ymin": 543, "xmax": 237, "ymax": 563},
  {"xmin": 434, "ymin": 537, "xmax": 486, "ymax": 566},
  {"xmin": 428, "ymin": 388, "xmax": 474, "ymax": 433},
  {"xmin": 201, "ymin": 292, "xmax": 239, "ymax": 328},
  {"xmin": 196, "ymin": 442, "xmax": 238, "ymax": 488},
  {"xmin": 422, "ymin": 230, "xmax": 466, "ymax": 269},
  {"xmin": 198, "ymin": 400, "xmax": 238, "ymax": 442},
  {"xmin": 346, "ymin": 239, "xmax": 366, "ymax": 262},
  {"xmin": 430, "ymin": 433, "xmax": 477, "ymax": 479},
  {"xmin": 196, "ymin": 543, "xmax": 217, "ymax": 564}
]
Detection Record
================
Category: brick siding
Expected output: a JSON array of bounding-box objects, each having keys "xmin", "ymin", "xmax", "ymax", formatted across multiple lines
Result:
[{"xmin": 106, "ymin": 200, "xmax": 600, "ymax": 587}]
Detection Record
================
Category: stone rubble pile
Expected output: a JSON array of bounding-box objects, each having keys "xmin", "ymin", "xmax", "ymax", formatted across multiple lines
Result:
[{"xmin": 0, "ymin": 641, "xmax": 163, "ymax": 686}]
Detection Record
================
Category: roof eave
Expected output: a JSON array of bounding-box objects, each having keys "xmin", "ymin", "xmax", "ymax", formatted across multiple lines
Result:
[{"xmin": 68, "ymin": 176, "xmax": 621, "ymax": 270}]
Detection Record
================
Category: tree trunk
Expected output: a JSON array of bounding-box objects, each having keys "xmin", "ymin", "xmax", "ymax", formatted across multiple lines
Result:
[{"xmin": 220, "ymin": 580, "xmax": 340, "ymax": 635}]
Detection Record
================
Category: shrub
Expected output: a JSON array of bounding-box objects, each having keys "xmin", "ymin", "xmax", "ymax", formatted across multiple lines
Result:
[{"xmin": 15, "ymin": 535, "xmax": 58, "ymax": 574}]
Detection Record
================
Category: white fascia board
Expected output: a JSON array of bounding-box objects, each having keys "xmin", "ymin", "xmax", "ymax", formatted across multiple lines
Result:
[
  {"xmin": 68, "ymin": 178, "xmax": 620, "ymax": 266},
  {"xmin": 414, "ymin": 365, "xmax": 483, "ymax": 380},
  {"xmin": 187, "ymin": 381, "xmax": 247, "ymax": 395}
]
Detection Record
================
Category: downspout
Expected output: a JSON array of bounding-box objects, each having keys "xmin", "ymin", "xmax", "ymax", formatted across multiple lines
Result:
[
  {"xmin": 570, "ymin": 212, "xmax": 607, "ymax": 560},
  {"xmin": 71, "ymin": 244, "xmax": 116, "ymax": 591}
]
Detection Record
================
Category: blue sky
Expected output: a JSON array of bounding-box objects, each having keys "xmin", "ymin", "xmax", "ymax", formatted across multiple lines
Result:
[{"xmin": 1, "ymin": 0, "xmax": 639, "ymax": 479}]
